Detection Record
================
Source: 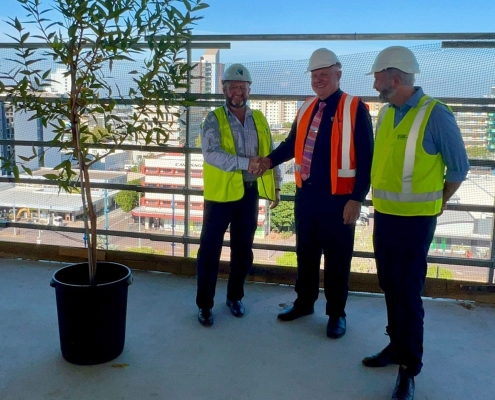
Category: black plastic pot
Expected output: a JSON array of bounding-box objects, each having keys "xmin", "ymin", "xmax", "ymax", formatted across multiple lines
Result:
[{"xmin": 50, "ymin": 262, "xmax": 133, "ymax": 365}]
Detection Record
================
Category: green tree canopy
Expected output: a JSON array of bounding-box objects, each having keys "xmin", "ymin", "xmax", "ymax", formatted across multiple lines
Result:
[
  {"xmin": 466, "ymin": 145, "xmax": 489, "ymax": 159},
  {"xmin": 115, "ymin": 190, "xmax": 139, "ymax": 213},
  {"xmin": 115, "ymin": 179, "xmax": 142, "ymax": 212},
  {"xmin": 272, "ymin": 133, "xmax": 288, "ymax": 143},
  {"xmin": 270, "ymin": 182, "xmax": 296, "ymax": 233}
]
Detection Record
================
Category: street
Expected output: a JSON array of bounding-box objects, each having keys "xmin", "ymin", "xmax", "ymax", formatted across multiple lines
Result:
[{"xmin": 0, "ymin": 207, "xmax": 490, "ymax": 283}]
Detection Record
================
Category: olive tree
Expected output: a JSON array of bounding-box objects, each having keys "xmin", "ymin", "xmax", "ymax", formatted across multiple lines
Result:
[{"xmin": 0, "ymin": 0, "xmax": 209, "ymax": 283}]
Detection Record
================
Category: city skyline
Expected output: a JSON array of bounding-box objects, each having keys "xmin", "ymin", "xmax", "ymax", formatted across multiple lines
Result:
[{"xmin": 0, "ymin": 1, "xmax": 492, "ymax": 286}]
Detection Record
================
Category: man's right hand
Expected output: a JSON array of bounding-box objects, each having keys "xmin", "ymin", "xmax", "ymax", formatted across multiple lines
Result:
[
  {"xmin": 248, "ymin": 156, "xmax": 262, "ymax": 174},
  {"xmin": 248, "ymin": 156, "xmax": 272, "ymax": 175}
]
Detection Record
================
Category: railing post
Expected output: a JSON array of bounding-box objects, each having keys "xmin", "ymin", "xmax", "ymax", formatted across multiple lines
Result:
[
  {"xmin": 183, "ymin": 37, "xmax": 192, "ymax": 258},
  {"xmin": 489, "ymin": 179, "xmax": 495, "ymax": 283},
  {"xmin": 104, "ymin": 181, "xmax": 109, "ymax": 250}
]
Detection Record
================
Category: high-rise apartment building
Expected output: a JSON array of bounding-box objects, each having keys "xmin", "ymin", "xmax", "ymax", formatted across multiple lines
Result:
[
  {"xmin": 14, "ymin": 107, "xmax": 62, "ymax": 170},
  {"xmin": 0, "ymin": 102, "xmax": 14, "ymax": 175},
  {"xmin": 249, "ymin": 100, "xmax": 298, "ymax": 127},
  {"xmin": 195, "ymin": 49, "xmax": 223, "ymax": 95},
  {"xmin": 50, "ymin": 69, "xmax": 72, "ymax": 95},
  {"xmin": 0, "ymin": 94, "xmax": 62, "ymax": 172},
  {"xmin": 487, "ymin": 87, "xmax": 495, "ymax": 152},
  {"xmin": 180, "ymin": 49, "xmax": 224, "ymax": 148}
]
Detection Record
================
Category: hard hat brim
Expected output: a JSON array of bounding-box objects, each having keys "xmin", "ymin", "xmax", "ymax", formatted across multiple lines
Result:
[
  {"xmin": 307, "ymin": 63, "xmax": 338, "ymax": 72},
  {"xmin": 365, "ymin": 68, "xmax": 420, "ymax": 76}
]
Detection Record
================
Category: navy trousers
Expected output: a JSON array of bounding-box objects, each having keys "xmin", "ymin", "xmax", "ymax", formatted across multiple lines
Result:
[
  {"xmin": 196, "ymin": 184, "xmax": 259, "ymax": 310},
  {"xmin": 373, "ymin": 210, "xmax": 437, "ymax": 376},
  {"xmin": 293, "ymin": 185, "xmax": 356, "ymax": 317}
]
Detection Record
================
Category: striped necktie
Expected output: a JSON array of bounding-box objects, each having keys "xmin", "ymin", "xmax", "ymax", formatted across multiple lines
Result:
[{"xmin": 300, "ymin": 101, "xmax": 326, "ymax": 180}]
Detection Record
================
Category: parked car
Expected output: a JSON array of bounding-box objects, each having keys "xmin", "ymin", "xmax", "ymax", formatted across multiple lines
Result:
[
  {"xmin": 356, "ymin": 212, "xmax": 369, "ymax": 226},
  {"xmin": 52, "ymin": 216, "xmax": 65, "ymax": 226}
]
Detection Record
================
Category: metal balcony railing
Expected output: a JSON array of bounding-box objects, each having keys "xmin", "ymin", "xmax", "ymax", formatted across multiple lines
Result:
[{"xmin": 0, "ymin": 33, "xmax": 494, "ymax": 300}]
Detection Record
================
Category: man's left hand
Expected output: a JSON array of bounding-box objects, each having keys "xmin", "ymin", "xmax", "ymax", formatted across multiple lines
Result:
[
  {"xmin": 343, "ymin": 200, "xmax": 361, "ymax": 225},
  {"xmin": 270, "ymin": 190, "xmax": 281, "ymax": 209}
]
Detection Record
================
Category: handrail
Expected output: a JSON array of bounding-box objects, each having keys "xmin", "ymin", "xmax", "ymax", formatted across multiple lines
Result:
[
  {"xmin": 0, "ymin": 36, "xmax": 494, "ymax": 284},
  {"xmin": 190, "ymin": 33, "xmax": 495, "ymax": 41}
]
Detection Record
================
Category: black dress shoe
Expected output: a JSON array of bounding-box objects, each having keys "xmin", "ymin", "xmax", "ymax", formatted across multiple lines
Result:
[
  {"xmin": 392, "ymin": 367, "xmax": 415, "ymax": 400},
  {"xmin": 277, "ymin": 305, "xmax": 314, "ymax": 321},
  {"xmin": 226, "ymin": 299, "xmax": 245, "ymax": 317},
  {"xmin": 198, "ymin": 308, "xmax": 213, "ymax": 327},
  {"xmin": 326, "ymin": 316, "xmax": 346, "ymax": 339},
  {"xmin": 362, "ymin": 343, "xmax": 398, "ymax": 367}
]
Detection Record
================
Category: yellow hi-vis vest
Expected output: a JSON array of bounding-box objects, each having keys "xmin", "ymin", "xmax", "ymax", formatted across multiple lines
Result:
[
  {"xmin": 371, "ymin": 95, "xmax": 445, "ymax": 216},
  {"xmin": 203, "ymin": 107, "xmax": 276, "ymax": 202}
]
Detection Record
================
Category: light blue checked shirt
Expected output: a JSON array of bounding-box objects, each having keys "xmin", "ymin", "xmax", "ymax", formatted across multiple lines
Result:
[{"xmin": 201, "ymin": 104, "xmax": 282, "ymax": 188}]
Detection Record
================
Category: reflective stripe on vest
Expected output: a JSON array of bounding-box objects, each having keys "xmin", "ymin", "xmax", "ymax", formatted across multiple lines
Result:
[
  {"xmin": 338, "ymin": 94, "xmax": 357, "ymax": 178},
  {"xmin": 294, "ymin": 93, "xmax": 359, "ymax": 194},
  {"xmin": 372, "ymin": 95, "xmax": 445, "ymax": 215},
  {"xmin": 376, "ymin": 104, "xmax": 389, "ymax": 131},
  {"xmin": 202, "ymin": 107, "xmax": 276, "ymax": 202},
  {"xmin": 372, "ymin": 189, "xmax": 443, "ymax": 203}
]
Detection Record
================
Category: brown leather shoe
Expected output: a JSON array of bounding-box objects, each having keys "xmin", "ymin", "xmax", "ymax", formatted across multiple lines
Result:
[
  {"xmin": 362, "ymin": 343, "xmax": 398, "ymax": 367},
  {"xmin": 392, "ymin": 367, "xmax": 415, "ymax": 400},
  {"xmin": 277, "ymin": 305, "xmax": 314, "ymax": 321}
]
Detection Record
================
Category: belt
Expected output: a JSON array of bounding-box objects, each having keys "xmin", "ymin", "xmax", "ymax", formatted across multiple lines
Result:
[{"xmin": 243, "ymin": 181, "xmax": 257, "ymax": 188}]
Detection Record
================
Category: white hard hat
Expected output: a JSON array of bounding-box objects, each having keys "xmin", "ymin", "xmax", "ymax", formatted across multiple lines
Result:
[
  {"xmin": 307, "ymin": 48, "xmax": 340, "ymax": 72},
  {"xmin": 222, "ymin": 63, "xmax": 252, "ymax": 83},
  {"xmin": 367, "ymin": 46, "xmax": 420, "ymax": 75}
]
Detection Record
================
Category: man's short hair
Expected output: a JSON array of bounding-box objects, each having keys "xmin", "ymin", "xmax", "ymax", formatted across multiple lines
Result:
[{"xmin": 385, "ymin": 68, "xmax": 415, "ymax": 86}]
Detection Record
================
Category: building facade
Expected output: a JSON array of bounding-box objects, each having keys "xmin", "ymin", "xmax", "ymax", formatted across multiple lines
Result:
[
  {"xmin": 180, "ymin": 50, "xmax": 224, "ymax": 148},
  {"xmin": 249, "ymin": 100, "xmax": 298, "ymax": 127},
  {"xmin": 0, "ymin": 102, "xmax": 14, "ymax": 175},
  {"xmin": 131, "ymin": 153, "xmax": 270, "ymax": 236}
]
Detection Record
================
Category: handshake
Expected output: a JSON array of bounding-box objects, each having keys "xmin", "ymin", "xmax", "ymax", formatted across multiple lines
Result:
[{"xmin": 248, "ymin": 156, "xmax": 272, "ymax": 175}]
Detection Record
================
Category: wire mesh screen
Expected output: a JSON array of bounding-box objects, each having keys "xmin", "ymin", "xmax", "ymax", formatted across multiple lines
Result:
[
  {"xmin": 218, "ymin": 43, "xmax": 495, "ymax": 98},
  {"xmin": 0, "ymin": 40, "xmax": 494, "ymax": 287}
]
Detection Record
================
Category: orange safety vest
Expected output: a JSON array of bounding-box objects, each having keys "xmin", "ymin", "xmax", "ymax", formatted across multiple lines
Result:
[{"xmin": 294, "ymin": 93, "xmax": 360, "ymax": 194}]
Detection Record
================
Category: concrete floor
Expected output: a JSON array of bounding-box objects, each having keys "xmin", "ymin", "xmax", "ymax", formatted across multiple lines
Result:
[{"xmin": 0, "ymin": 258, "xmax": 494, "ymax": 400}]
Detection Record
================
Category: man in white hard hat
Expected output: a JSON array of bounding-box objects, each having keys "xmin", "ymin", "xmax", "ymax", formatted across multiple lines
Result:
[
  {"xmin": 195, "ymin": 63, "xmax": 282, "ymax": 327},
  {"xmin": 363, "ymin": 46, "xmax": 469, "ymax": 400},
  {"xmin": 259, "ymin": 48, "xmax": 374, "ymax": 338}
]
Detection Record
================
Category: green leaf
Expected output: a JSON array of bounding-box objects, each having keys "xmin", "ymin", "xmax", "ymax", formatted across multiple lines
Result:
[
  {"xmin": 18, "ymin": 155, "xmax": 35, "ymax": 162},
  {"xmin": 20, "ymin": 32, "xmax": 30, "ymax": 43},
  {"xmin": 14, "ymin": 17, "xmax": 22, "ymax": 31},
  {"xmin": 24, "ymin": 58, "xmax": 45, "ymax": 66},
  {"xmin": 13, "ymin": 165, "xmax": 20, "ymax": 180},
  {"xmin": 193, "ymin": 2, "xmax": 210, "ymax": 12},
  {"xmin": 22, "ymin": 166, "xmax": 33, "ymax": 175}
]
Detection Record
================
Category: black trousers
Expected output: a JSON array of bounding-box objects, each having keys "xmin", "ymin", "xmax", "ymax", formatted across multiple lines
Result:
[
  {"xmin": 293, "ymin": 186, "xmax": 356, "ymax": 317},
  {"xmin": 196, "ymin": 184, "xmax": 259, "ymax": 309},
  {"xmin": 373, "ymin": 210, "xmax": 437, "ymax": 376}
]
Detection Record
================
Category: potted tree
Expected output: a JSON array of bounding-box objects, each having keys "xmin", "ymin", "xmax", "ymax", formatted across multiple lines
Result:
[{"xmin": 0, "ymin": 0, "xmax": 208, "ymax": 364}]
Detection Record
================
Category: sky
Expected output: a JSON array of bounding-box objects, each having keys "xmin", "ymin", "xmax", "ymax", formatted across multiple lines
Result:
[
  {"xmin": 188, "ymin": 0, "xmax": 495, "ymax": 62},
  {"xmin": 1, "ymin": 0, "xmax": 495, "ymax": 64}
]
